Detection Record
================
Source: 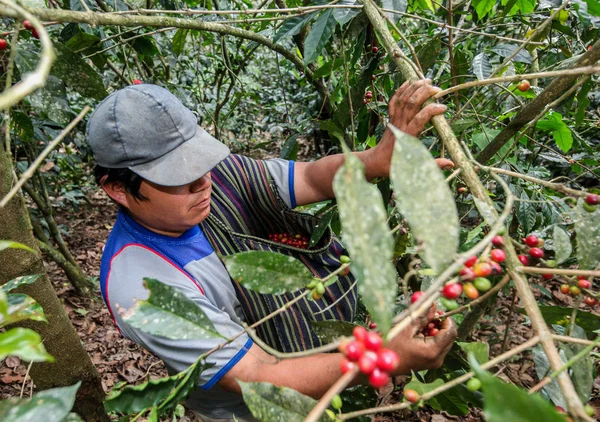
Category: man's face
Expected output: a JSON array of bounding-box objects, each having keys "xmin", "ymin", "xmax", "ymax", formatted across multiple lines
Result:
[{"xmin": 123, "ymin": 173, "xmax": 213, "ymax": 237}]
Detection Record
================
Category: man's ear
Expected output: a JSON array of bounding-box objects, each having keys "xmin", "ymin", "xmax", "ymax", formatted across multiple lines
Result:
[{"xmin": 100, "ymin": 176, "xmax": 130, "ymax": 208}]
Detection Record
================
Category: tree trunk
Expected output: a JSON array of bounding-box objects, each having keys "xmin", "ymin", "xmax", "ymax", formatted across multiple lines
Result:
[{"xmin": 0, "ymin": 146, "xmax": 109, "ymax": 421}]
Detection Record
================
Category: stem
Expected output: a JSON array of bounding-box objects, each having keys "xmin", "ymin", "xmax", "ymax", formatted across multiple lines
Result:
[{"xmin": 519, "ymin": 267, "xmax": 600, "ymax": 278}]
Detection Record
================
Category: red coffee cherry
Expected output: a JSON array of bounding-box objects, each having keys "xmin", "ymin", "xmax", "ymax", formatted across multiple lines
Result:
[
  {"xmin": 578, "ymin": 279, "xmax": 591, "ymax": 289},
  {"xmin": 542, "ymin": 273, "xmax": 554, "ymax": 280},
  {"xmin": 404, "ymin": 389, "xmax": 421, "ymax": 403},
  {"xmin": 344, "ymin": 341, "xmax": 365, "ymax": 361},
  {"xmin": 410, "ymin": 291, "xmax": 424, "ymax": 304},
  {"xmin": 586, "ymin": 194, "xmax": 600, "ymax": 205},
  {"xmin": 363, "ymin": 331, "xmax": 383, "ymax": 351},
  {"xmin": 517, "ymin": 80, "xmax": 530, "ymax": 92},
  {"xmin": 492, "ymin": 236, "xmax": 505, "ymax": 247},
  {"xmin": 459, "ymin": 267, "xmax": 476, "ymax": 281},
  {"xmin": 133, "ymin": 79, "xmax": 143, "ymax": 84},
  {"xmin": 584, "ymin": 296, "xmax": 597, "ymax": 306},
  {"xmin": 376, "ymin": 348, "xmax": 399, "ymax": 372},
  {"xmin": 560, "ymin": 284, "xmax": 571, "ymax": 294},
  {"xmin": 340, "ymin": 358, "xmax": 355, "ymax": 374},
  {"xmin": 429, "ymin": 327, "xmax": 440, "ymax": 336},
  {"xmin": 31, "ymin": 29, "xmax": 40, "ymax": 39},
  {"xmin": 365, "ymin": 90, "xmax": 373, "ymax": 99},
  {"xmin": 529, "ymin": 247, "xmax": 544, "ymax": 259},
  {"xmin": 525, "ymin": 234, "xmax": 539, "ymax": 247},
  {"xmin": 490, "ymin": 262, "xmax": 503, "ymax": 275},
  {"xmin": 474, "ymin": 262, "xmax": 492, "ymax": 277},
  {"xmin": 369, "ymin": 368, "xmax": 389, "ymax": 388},
  {"xmin": 464, "ymin": 255, "xmax": 478, "ymax": 267},
  {"xmin": 369, "ymin": 322, "xmax": 378, "ymax": 330},
  {"xmin": 23, "ymin": 20, "xmax": 34, "ymax": 30},
  {"xmin": 358, "ymin": 351, "xmax": 378, "ymax": 375},
  {"xmin": 518, "ymin": 255, "xmax": 530, "ymax": 265},
  {"xmin": 0, "ymin": 39, "xmax": 7, "ymax": 50},
  {"xmin": 353, "ymin": 326, "xmax": 368, "ymax": 343},
  {"xmin": 371, "ymin": 46, "xmax": 379, "ymax": 53},
  {"xmin": 490, "ymin": 249, "xmax": 506, "ymax": 263},
  {"xmin": 442, "ymin": 283, "xmax": 463, "ymax": 299}
]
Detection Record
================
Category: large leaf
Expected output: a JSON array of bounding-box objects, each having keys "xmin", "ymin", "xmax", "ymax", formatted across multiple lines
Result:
[
  {"xmin": 0, "ymin": 382, "xmax": 80, "ymax": 422},
  {"xmin": 405, "ymin": 377, "xmax": 469, "ymax": 416},
  {"xmin": 473, "ymin": 0, "xmax": 496, "ymax": 17},
  {"xmin": 458, "ymin": 341, "xmax": 489, "ymax": 364},
  {"xmin": 559, "ymin": 325, "xmax": 594, "ymax": 402},
  {"xmin": 311, "ymin": 320, "xmax": 356, "ymax": 343},
  {"xmin": 273, "ymin": 13, "xmax": 317, "ymax": 43},
  {"xmin": 223, "ymin": 251, "xmax": 313, "ymax": 294},
  {"xmin": 519, "ymin": 306, "xmax": 600, "ymax": 334},
  {"xmin": 52, "ymin": 43, "xmax": 108, "ymax": 100},
  {"xmin": 0, "ymin": 241, "xmax": 35, "ymax": 254},
  {"xmin": 239, "ymin": 381, "xmax": 328, "ymax": 422},
  {"xmin": 553, "ymin": 226, "xmax": 572, "ymax": 265},
  {"xmin": 532, "ymin": 344, "xmax": 566, "ymax": 409},
  {"xmin": 6, "ymin": 293, "xmax": 46, "ymax": 323},
  {"xmin": 122, "ymin": 278, "xmax": 223, "ymax": 340},
  {"xmin": 536, "ymin": 112, "xmax": 573, "ymax": 153},
  {"xmin": 515, "ymin": 0, "xmax": 536, "ymax": 14},
  {"xmin": 105, "ymin": 358, "xmax": 210, "ymax": 414},
  {"xmin": 382, "ymin": 0, "xmax": 408, "ymax": 22},
  {"xmin": 0, "ymin": 328, "xmax": 54, "ymax": 362},
  {"xmin": 516, "ymin": 190, "xmax": 536, "ymax": 234},
  {"xmin": 333, "ymin": 0, "xmax": 362, "ymax": 26},
  {"xmin": 172, "ymin": 29, "xmax": 188, "ymax": 57},
  {"xmin": 389, "ymin": 127, "xmax": 459, "ymax": 273},
  {"xmin": 469, "ymin": 355, "xmax": 566, "ymax": 422},
  {"xmin": 309, "ymin": 207, "xmax": 335, "ymax": 247},
  {"xmin": 471, "ymin": 53, "xmax": 492, "ymax": 80},
  {"xmin": 304, "ymin": 9, "xmax": 337, "ymax": 65},
  {"xmin": 575, "ymin": 198, "xmax": 600, "ymax": 269},
  {"xmin": 491, "ymin": 44, "xmax": 533, "ymax": 64},
  {"xmin": 1, "ymin": 274, "xmax": 41, "ymax": 292},
  {"xmin": 333, "ymin": 149, "xmax": 397, "ymax": 334}
]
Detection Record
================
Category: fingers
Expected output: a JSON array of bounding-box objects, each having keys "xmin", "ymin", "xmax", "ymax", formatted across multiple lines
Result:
[
  {"xmin": 435, "ymin": 158, "xmax": 455, "ymax": 170},
  {"xmin": 434, "ymin": 317, "xmax": 458, "ymax": 349},
  {"xmin": 388, "ymin": 81, "xmax": 410, "ymax": 118},
  {"xmin": 403, "ymin": 103, "xmax": 447, "ymax": 137}
]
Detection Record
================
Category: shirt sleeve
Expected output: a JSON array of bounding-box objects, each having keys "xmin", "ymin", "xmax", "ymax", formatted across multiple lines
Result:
[
  {"xmin": 105, "ymin": 245, "xmax": 252, "ymax": 388},
  {"xmin": 264, "ymin": 158, "xmax": 296, "ymax": 209}
]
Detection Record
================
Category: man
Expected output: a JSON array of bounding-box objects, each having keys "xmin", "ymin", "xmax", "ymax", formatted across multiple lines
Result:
[{"xmin": 88, "ymin": 81, "xmax": 457, "ymax": 422}]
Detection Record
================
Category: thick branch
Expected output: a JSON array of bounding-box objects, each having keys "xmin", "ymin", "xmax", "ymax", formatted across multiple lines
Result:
[{"xmin": 477, "ymin": 39, "xmax": 600, "ymax": 163}]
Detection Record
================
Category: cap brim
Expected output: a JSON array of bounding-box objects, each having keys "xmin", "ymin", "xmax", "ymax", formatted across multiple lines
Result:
[{"xmin": 129, "ymin": 126, "xmax": 230, "ymax": 186}]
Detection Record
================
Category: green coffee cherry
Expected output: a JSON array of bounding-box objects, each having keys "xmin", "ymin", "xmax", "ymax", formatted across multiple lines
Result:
[
  {"xmin": 474, "ymin": 277, "xmax": 492, "ymax": 292},
  {"xmin": 316, "ymin": 282, "xmax": 326, "ymax": 295},
  {"xmin": 307, "ymin": 278, "xmax": 319, "ymax": 289},
  {"xmin": 441, "ymin": 297, "xmax": 459, "ymax": 310},
  {"xmin": 584, "ymin": 404, "xmax": 595, "ymax": 417},
  {"xmin": 325, "ymin": 409, "xmax": 337, "ymax": 420},
  {"xmin": 583, "ymin": 202, "xmax": 597, "ymax": 213},
  {"xmin": 340, "ymin": 255, "xmax": 351, "ymax": 264},
  {"xmin": 331, "ymin": 394, "xmax": 343, "ymax": 410},
  {"xmin": 467, "ymin": 378, "xmax": 482, "ymax": 392}
]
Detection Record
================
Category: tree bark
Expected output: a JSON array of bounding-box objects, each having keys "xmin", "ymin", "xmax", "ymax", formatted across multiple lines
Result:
[{"xmin": 0, "ymin": 146, "xmax": 109, "ymax": 421}]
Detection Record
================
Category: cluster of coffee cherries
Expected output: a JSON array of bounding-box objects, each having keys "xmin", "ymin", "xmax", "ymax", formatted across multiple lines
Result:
[
  {"xmin": 339, "ymin": 326, "xmax": 400, "ymax": 388},
  {"xmin": 267, "ymin": 232, "xmax": 309, "ymax": 249},
  {"xmin": 420, "ymin": 316, "xmax": 443, "ymax": 337},
  {"xmin": 362, "ymin": 90, "xmax": 374, "ymax": 105},
  {"xmin": 517, "ymin": 234, "xmax": 548, "ymax": 268},
  {"xmin": 23, "ymin": 20, "xmax": 40, "ymax": 39},
  {"xmin": 560, "ymin": 275, "xmax": 597, "ymax": 307},
  {"xmin": 306, "ymin": 278, "xmax": 326, "ymax": 300},
  {"xmin": 583, "ymin": 193, "xmax": 600, "ymax": 213}
]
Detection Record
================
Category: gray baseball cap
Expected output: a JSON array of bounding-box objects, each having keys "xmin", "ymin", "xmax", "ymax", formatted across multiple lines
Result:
[{"xmin": 86, "ymin": 84, "xmax": 230, "ymax": 186}]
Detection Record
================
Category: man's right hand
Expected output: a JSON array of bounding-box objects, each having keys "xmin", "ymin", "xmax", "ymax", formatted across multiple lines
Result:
[{"xmin": 387, "ymin": 306, "xmax": 457, "ymax": 375}]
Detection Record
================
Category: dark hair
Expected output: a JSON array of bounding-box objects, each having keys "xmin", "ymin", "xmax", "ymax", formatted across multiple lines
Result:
[{"xmin": 94, "ymin": 165, "xmax": 148, "ymax": 201}]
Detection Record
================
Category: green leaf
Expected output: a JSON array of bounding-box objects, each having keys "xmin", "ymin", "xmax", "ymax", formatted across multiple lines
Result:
[
  {"xmin": 332, "ymin": 0, "xmax": 361, "ymax": 26},
  {"xmin": 514, "ymin": 0, "xmax": 536, "ymax": 14},
  {"xmin": 311, "ymin": 320, "xmax": 356, "ymax": 343},
  {"xmin": 64, "ymin": 31, "xmax": 101, "ymax": 52},
  {"xmin": 123, "ymin": 278, "xmax": 223, "ymax": 340},
  {"xmin": 473, "ymin": 0, "xmax": 496, "ymax": 18},
  {"xmin": 132, "ymin": 37, "xmax": 159, "ymax": 59},
  {"xmin": 304, "ymin": 9, "xmax": 337, "ymax": 65},
  {"xmin": 319, "ymin": 119, "xmax": 345, "ymax": 143},
  {"xmin": 405, "ymin": 376, "xmax": 445, "ymax": 395},
  {"xmin": 2, "ymin": 274, "xmax": 41, "ymax": 293},
  {"xmin": 491, "ymin": 44, "xmax": 532, "ymax": 64},
  {"xmin": 575, "ymin": 198, "xmax": 600, "ymax": 269},
  {"xmin": 0, "ymin": 382, "xmax": 80, "ymax": 422},
  {"xmin": 553, "ymin": 226, "xmax": 572, "ymax": 265},
  {"xmin": 105, "ymin": 359, "xmax": 210, "ymax": 414},
  {"xmin": 458, "ymin": 341, "xmax": 489, "ymax": 364},
  {"xmin": 516, "ymin": 190, "xmax": 536, "ymax": 234},
  {"xmin": 575, "ymin": 79, "xmax": 592, "ymax": 125},
  {"xmin": 519, "ymin": 306, "xmax": 600, "ymax": 334},
  {"xmin": 416, "ymin": 36, "xmax": 442, "ymax": 72},
  {"xmin": 404, "ymin": 376, "xmax": 469, "ymax": 415},
  {"xmin": 469, "ymin": 355, "xmax": 566, "ymax": 422},
  {"xmin": 222, "ymin": 251, "xmax": 313, "ymax": 294},
  {"xmin": 0, "ymin": 328, "xmax": 54, "ymax": 362},
  {"xmin": 11, "ymin": 111, "xmax": 34, "ymax": 142},
  {"xmin": 536, "ymin": 112, "xmax": 573, "ymax": 153},
  {"xmin": 273, "ymin": 13, "xmax": 317, "ymax": 43},
  {"xmin": 280, "ymin": 134, "xmax": 299, "ymax": 161},
  {"xmin": 52, "ymin": 43, "xmax": 108, "ymax": 101},
  {"xmin": 309, "ymin": 207, "xmax": 335, "ymax": 247},
  {"xmin": 6, "ymin": 293, "xmax": 46, "ymax": 324},
  {"xmin": 532, "ymin": 344, "xmax": 566, "ymax": 408},
  {"xmin": 239, "ymin": 381, "xmax": 328, "ymax": 422},
  {"xmin": 559, "ymin": 325, "xmax": 594, "ymax": 402},
  {"xmin": 0, "ymin": 241, "xmax": 35, "ymax": 253},
  {"xmin": 172, "ymin": 29, "xmax": 188, "ymax": 57},
  {"xmin": 471, "ymin": 53, "xmax": 492, "ymax": 80},
  {"xmin": 333, "ymin": 150, "xmax": 397, "ymax": 334},
  {"xmin": 389, "ymin": 127, "xmax": 459, "ymax": 273}
]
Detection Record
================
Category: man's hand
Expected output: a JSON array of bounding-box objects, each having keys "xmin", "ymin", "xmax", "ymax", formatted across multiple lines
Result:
[{"xmin": 387, "ymin": 305, "xmax": 457, "ymax": 375}]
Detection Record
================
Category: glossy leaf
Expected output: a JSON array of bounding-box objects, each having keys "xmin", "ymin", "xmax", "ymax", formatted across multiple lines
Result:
[
  {"xmin": 559, "ymin": 325, "xmax": 593, "ymax": 402},
  {"xmin": 311, "ymin": 320, "xmax": 356, "ymax": 343},
  {"xmin": 515, "ymin": 0, "xmax": 536, "ymax": 14},
  {"xmin": 516, "ymin": 190, "xmax": 536, "ymax": 234},
  {"xmin": 553, "ymin": 226, "xmax": 572, "ymax": 265},
  {"xmin": 404, "ymin": 376, "xmax": 469, "ymax": 415},
  {"xmin": 469, "ymin": 355, "xmax": 566, "ymax": 422},
  {"xmin": 458, "ymin": 341, "xmax": 489, "ymax": 364},
  {"xmin": 223, "ymin": 251, "xmax": 313, "ymax": 294},
  {"xmin": 491, "ymin": 44, "xmax": 533, "ymax": 64},
  {"xmin": 105, "ymin": 358, "xmax": 210, "ymax": 414},
  {"xmin": 389, "ymin": 127, "xmax": 459, "ymax": 273},
  {"xmin": 1, "ymin": 274, "xmax": 41, "ymax": 292},
  {"xmin": 0, "ymin": 241, "xmax": 35, "ymax": 254},
  {"xmin": 309, "ymin": 207, "xmax": 335, "ymax": 247},
  {"xmin": 575, "ymin": 198, "xmax": 600, "ymax": 269},
  {"xmin": 473, "ymin": 0, "xmax": 496, "ymax": 17},
  {"xmin": 6, "ymin": 293, "xmax": 46, "ymax": 323},
  {"xmin": 471, "ymin": 52, "xmax": 492, "ymax": 80},
  {"xmin": 280, "ymin": 134, "xmax": 299, "ymax": 160},
  {"xmin": 0, "ymin": 382, "xmax": 80, "ymax": 422},
  {"xmin": 532, "ymin": 344, "xmax": 566, "ymax": 409},
  {"xmin": 333, "ymin": 149, "xmax": 397, "ymax": 334},
  {"xmin": 239, "ymin": 381, "xmax": 328, "ymax": 422},
  {"xmin": 273, "ymin": 13, "xmax": 317, "ymax": 43},
  {"xmin": 332, "ymin": 0, "xmax": 361, "ymax": 26},
  {"xmin": 0, "ymin": 328, "xmax": 54, "ymax": 362},
  {"xmin": 536, "ymin": 112, "xmax": 573, "ymax": 153},
  {"xmin": 123, "ymin": 278, "xmax": 223, "ymax": 340},
  {"xmin": 304, "ymin": 10, "xmax": 336, "ymax": 65},
  {"xmin": 52, "ymin": 43, "xmax": 108, "ymax": 100}
]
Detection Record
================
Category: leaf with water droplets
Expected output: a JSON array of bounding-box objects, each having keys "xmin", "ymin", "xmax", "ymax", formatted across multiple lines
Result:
[
  {"xmin": 333, "ymin": 149, "xmax": 397, "ymax": 335},
  {"xmin": 389, "ymin": 127, "xmax": 459, "ymax": 273},
  {"xmin": 0, "ymin": 381, "xmax": 80, "ymax": 422},
  {"xmin": 1, "ymin": 274, "xmax": 41, "ymax": 293},
  {"xmin": 239, "ymin": 381, "xmax": 329, "ymax": 422},
  {"xmin": 553, "ymin": 226, "xmax": 572, "ymax": 265},
  {"xmin": 123, "ymin": 278, "xmax": 223, "ymax": 340},
  {"xmin": 311, "ymin": 320, "xmax": 356, "ymax": 343},
  {"xmin": 223, "ymin": 251, "xmax": 313, "ymax": 294},
  {"xmin": 575, "ymin": 199, "xmax": 600, "ymax": 269}
]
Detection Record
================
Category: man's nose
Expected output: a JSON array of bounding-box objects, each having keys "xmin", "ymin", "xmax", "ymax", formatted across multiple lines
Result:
[{"xmin": 190, "ymin": 174, "xmax": 210, "ymax": 192}]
